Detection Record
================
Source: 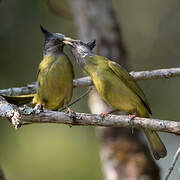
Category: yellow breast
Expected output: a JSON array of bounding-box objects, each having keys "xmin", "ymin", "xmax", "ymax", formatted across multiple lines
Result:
[{"xmin": 33, "ymin": 54, "xmax": 73, "ymax": 110}]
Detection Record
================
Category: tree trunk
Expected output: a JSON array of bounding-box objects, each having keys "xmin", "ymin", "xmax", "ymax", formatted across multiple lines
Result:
[{"xmin": 69, "ymin": 0, "xmax": 160, "ymax": 179}]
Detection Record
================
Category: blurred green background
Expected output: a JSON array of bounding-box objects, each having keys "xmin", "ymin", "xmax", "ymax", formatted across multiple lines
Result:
[{"xmin": 0, "ymin": 0, "xmax": 180, "ymax": 179}]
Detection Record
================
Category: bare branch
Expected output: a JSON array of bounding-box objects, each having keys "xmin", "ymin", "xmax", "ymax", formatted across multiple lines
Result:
[
  {"xmin": 0, "ymin": 104, "xmax": 174, "ymax": 134},
  {"xmin": 164, "ymin": 146, "xmax": 180, "ymax": 180},
  {"xmin": 0, "ymin": 83, "xmax": 36, "ymax": 96},
  {"xmin": 1, "ymin": 67, "xmax": 180, "ymax": 96},
  {"xmin": 0, "ymin": 95, "xmax": 179, "ymax": 134},
  {"xmin": 75, "ymin": 67, "xmax": 180, "ymax": 86},
  {"xmin": 73, "ymin": 76, "xmax": 92, "ymax": 88},
  {"xmin": 0, "ymin": 96, "xmax": 21, "ymax": 129},
  {"xmin": 21, "ymin": 112, "xmax": 180, "ymax": 135},
  {"xmin": 130, "ymin": 67, "xmax": 180, "ymax": 80},
  {"xmin": 0, "ymin": 67, "xmax": 180, "ymax": 134}
]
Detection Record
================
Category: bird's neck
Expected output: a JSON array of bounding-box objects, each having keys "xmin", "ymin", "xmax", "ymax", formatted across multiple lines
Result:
[
  {"xmin": 43, "ymin": 42, "xmax": 64, "ymax": 56},
  {"xmin": 82, "ymin": 55, "xmax": 98, "ymax": 72},
  {"xmin": 83, "ymin": 55, "xmax": 108, "ymax": 74}
]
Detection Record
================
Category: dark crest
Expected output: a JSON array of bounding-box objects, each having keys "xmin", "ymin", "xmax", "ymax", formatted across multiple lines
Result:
[
  {"xmin": 87, "ymin": 39, "xmax": 96, "ymax": 50},
  {"xmin": 40, "ymin": 25, "xmax": 52, "ymax": 39},
  {"xmin": 40, "ymin": 25, "xmax": 65, "ymax": 56}
]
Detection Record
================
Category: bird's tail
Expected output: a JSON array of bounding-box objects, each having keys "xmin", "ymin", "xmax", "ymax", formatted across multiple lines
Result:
[
  {"xmin": 2, "ymin": 94, "xmax": 34, "ymax": 106},
  {"xmin": 144, "ymin": 129, "xmax": 167, "ymax": 160}
]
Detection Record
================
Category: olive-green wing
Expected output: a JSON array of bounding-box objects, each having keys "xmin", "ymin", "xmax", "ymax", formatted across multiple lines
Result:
[
  {"xmin": 64, "ymin": 54, "xmax": 75, "ymax": 79},
  {"xmin": 108, "ymin": 60, "xmax": 152, "ymax": 114},
  {"xmin": 36, "ymin": 68, "xmax": 40, "ymax": 80},
  {"xmin": 36, "ymin": 60, "xmax": 43, "ymax": 80}
]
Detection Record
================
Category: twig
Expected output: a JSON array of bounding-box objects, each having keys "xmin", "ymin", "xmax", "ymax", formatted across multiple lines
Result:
[
  {"xmin": 130, "ymin": 67, "xmax": 180, "ymax": 80},
  {"xmin": 0, "ymin": 83, "xmax": 36, "ymax": 96},
  {"xmin": 0, "ymin": 67, "xmax": 180, "ymax": 96},
  {"xmin": 59, "ymin": 87, "xmax": 92, "ymax": 111},
  {"xmin": 164, "ymin": 146, "xmax": 180, "ymax": 180}
]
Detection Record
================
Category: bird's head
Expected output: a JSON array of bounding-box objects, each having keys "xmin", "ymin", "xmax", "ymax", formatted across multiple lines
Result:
[
  {"xmin": 63, "ymin": 38, "xmax": 96, "ymax": 65},
  {"xmin": 40, "ymin": 25, "xmax": 72, "ymax": 55}
]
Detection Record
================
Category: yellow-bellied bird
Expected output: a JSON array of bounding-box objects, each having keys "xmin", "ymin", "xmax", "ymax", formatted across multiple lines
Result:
[
  {"xmin": 66, "ymin": 39, "xmax": 167, "ymax": 160},
  {"xmin": 4, "ymin": 26, "xmax": 74, "ymax": 110}
]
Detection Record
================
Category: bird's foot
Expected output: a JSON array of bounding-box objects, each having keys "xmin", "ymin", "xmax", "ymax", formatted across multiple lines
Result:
[
  {"xmin": 100, "ymin": 109, "xmax": 119, "ymax": 118},
  {"xmin": 128, "ymin": 112, "xmax": 137, "ymax": 134},
  {"xmin": 100, "ymin": 112, "xmax": 110, "ymax": 118},
  {"xmin": 66, "ymin": 108, "xmax": 76, "ymax": 122},
  {"xmin": 66, "ymin": 107, "xmax": 73, "ymax": 114},
  {"xmin": 33, "ymin": 104, "xmax": 45, "ymax": 113},
  {"xmin": 128, "ymin": 114, "xmax": 136, "ymax": 120}
]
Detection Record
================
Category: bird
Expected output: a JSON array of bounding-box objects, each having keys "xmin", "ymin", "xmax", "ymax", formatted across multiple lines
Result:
[
  {"xmin": 64, "ymin": 39, "xmax": 167, "ymax": 160},
  {"xmin": 3, "ymin": 26, "xmax": 74, "ymax": 110}
]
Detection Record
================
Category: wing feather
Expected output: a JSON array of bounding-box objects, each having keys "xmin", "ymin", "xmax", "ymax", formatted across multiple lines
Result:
[{"xmin": 108, "ymin": 60, "xmax": 152, "ymax": 114}]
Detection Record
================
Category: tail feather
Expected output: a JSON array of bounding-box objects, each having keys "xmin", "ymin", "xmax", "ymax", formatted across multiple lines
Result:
[
  {"xmin": 144, "ymin": 129, "xmax": 167, "ymax": 160},
  {"xmin": 2, "ymin": 94, "xmax": 34, "ymax": 106}
]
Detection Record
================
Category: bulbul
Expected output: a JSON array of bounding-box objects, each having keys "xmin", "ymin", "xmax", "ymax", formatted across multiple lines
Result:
[
  {"xmin": 4, "ymin": 26, "xmax": 74, "ymax": 110},
  {"xmin": 65, "ymin": 39, "xmax": 167, "ymax": 160}
]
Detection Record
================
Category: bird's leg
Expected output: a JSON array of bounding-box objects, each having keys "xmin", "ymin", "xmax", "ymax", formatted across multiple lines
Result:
[
  {"xmin": 100, "ymin": 109, "xmax": 119, "ymax": 118},
  {"xmin": 128, "ymin": 109, "xmax": 137, "ymax": 134},
  {"xmin": 65, "ymin": 106, "xmax": 77, "ymax": 125},
  {"xmin": 64, "ymin": 100, "xmax": 73, "ymax": 115},
  {"xmin": 20, "ymin": 104, "xmax": 45, "ymax": 126},
  {"xmin": 58, "ymin": 88, "xmax": 92, "ymax": 112},
  {"xmin": 128, "ymin": 113, "xmax": 136, "ymax": 120},
  {"xmin": 33, "ymin": 103, "xmax": 45, "ymax": 113},
  {"xmin": 66, "ymin": 107, "xmax": 73, "ymax": 115}
]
